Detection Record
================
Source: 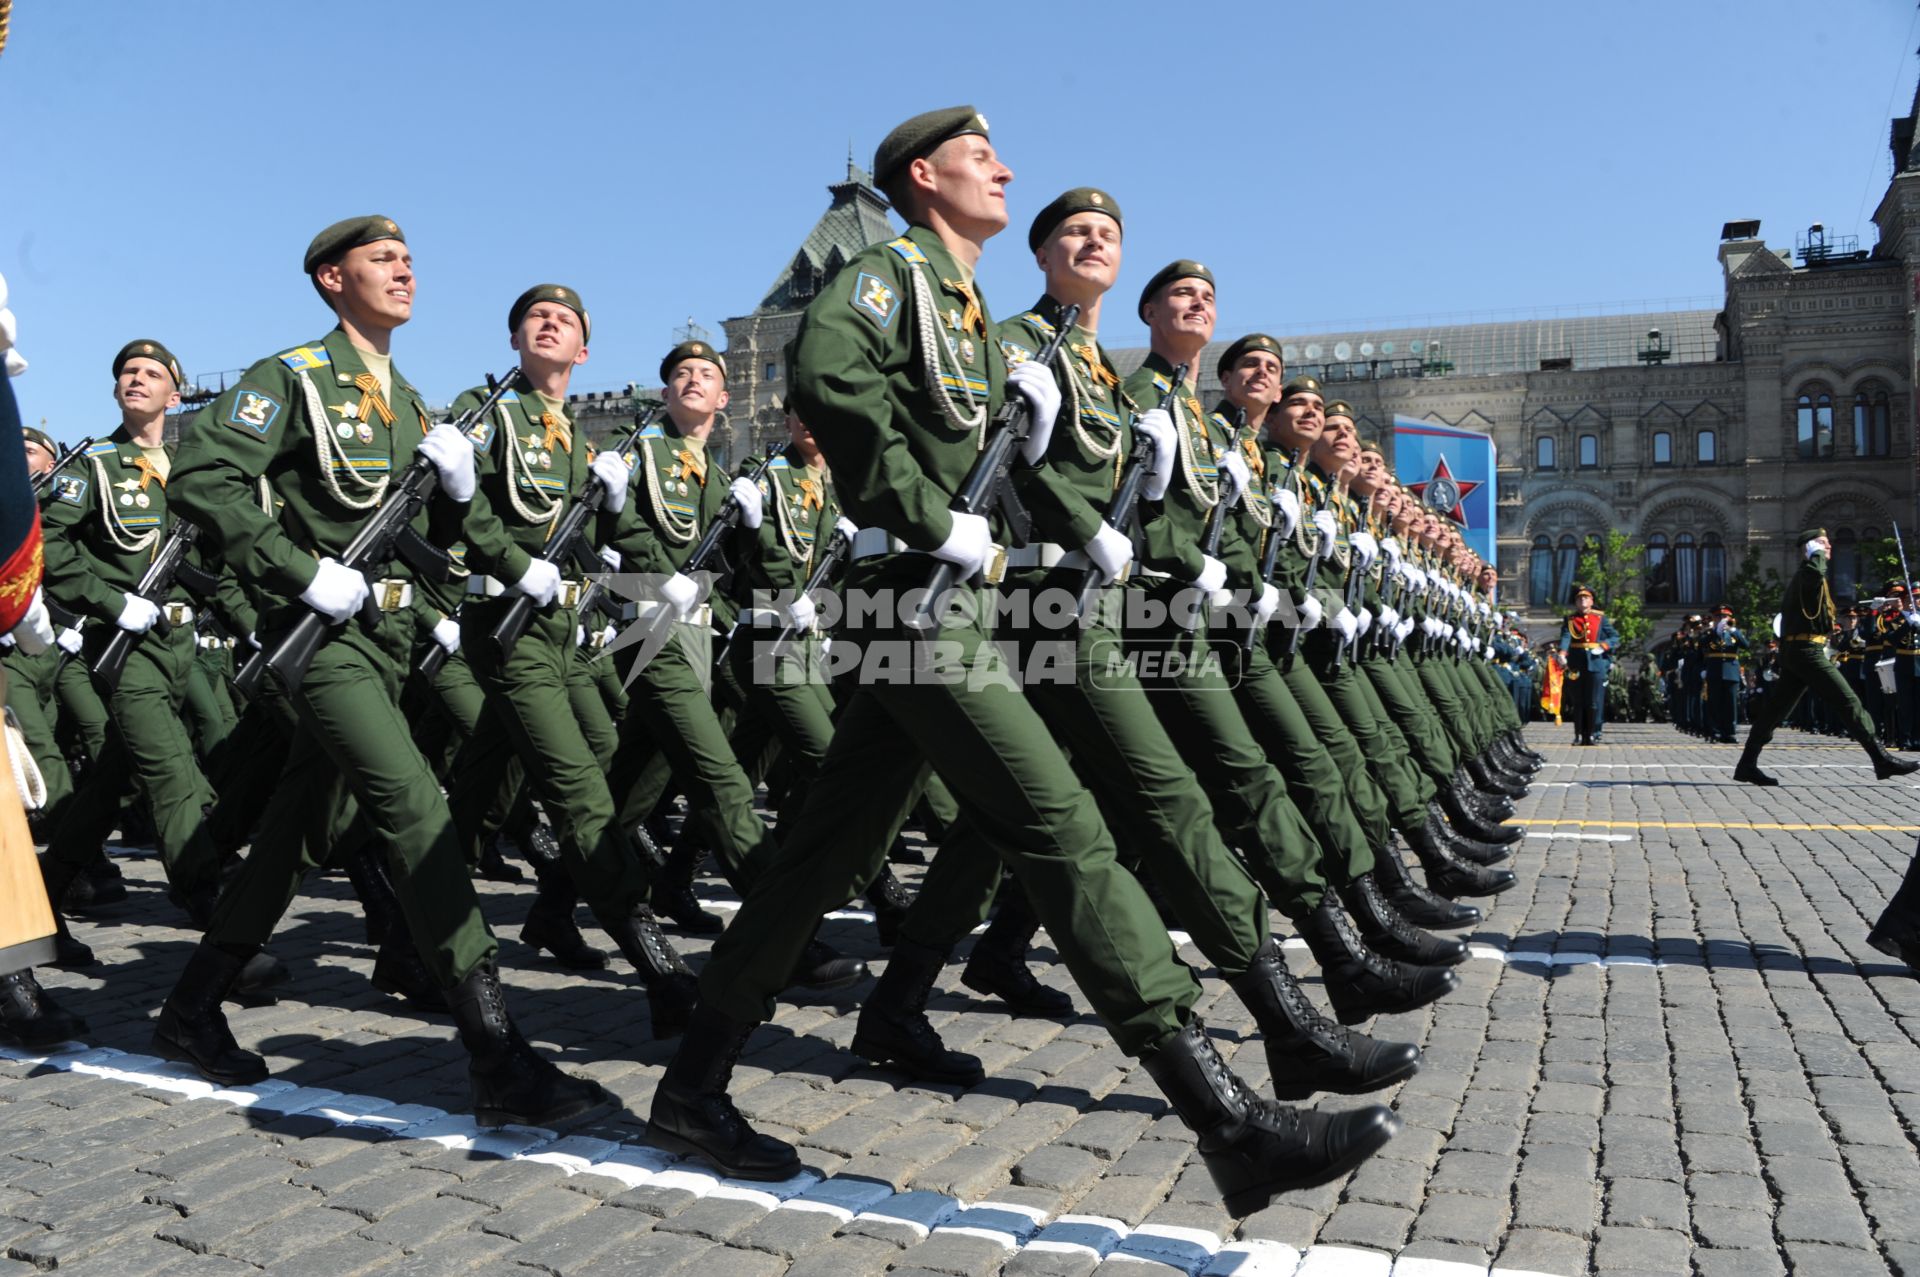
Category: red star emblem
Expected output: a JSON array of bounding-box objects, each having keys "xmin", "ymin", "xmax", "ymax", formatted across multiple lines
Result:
[{"xmin": 1408, "ymin": 454, "xmax": 1479, "ymax": 526}]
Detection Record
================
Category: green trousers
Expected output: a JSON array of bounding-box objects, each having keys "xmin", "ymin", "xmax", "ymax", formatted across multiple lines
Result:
[
  {"xmin": 699, "ymin": 564, "xmax": 1195, "ymax": 1058},
  {"xmin": 1365, "ymin": 655, "xmax": 1459, "ymax": 786},
  {"xmin": 183, "ymin": 641, "xmax": 240, "ymax": 773},
  {"xmin": 723, "ymin": 624, "xmax": 838, "ymax": 834},
  {"xmin": 3, "ymin": 645, "xmax": 74, "ymax": 832},
  {"xmin": 54, "ymin": 651, "xmax": 109, "ymax": 768},
  {"xmin": 1744, "ymin": 640, "xmax": 1877, "ymax": 750},
  {"xmin": 208, "ymin": 611, "xmax": 496, "ymax": 987},
  {"xmin": 449, "ymin": 602, "xmax": 648, "ymax": 912},
  {"xmin": 45, "ymin": 625, "xmax": 221, "ymax": 891},
  {"xmin": 903, "ymin": 572, "xmax": 1267, "ymax": 978},
  {"xmin": 1263, "ymin": 633, "xmax": 1410, "ymax": 838}
]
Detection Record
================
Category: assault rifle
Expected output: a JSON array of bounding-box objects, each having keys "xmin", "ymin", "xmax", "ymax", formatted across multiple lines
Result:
[
  {"xmin": 768, "ymin": 522, "xmax": 854, "ymax": 662},
  {"xmin": 30, "ymin": 436, "xmax": 94, "ymax": 497},
  {"xmin": 488, "ymin": 402, "xmax": 666, "ymax": 662},
  {"xmin": 1332, "ymin": 489, "xmax": 1366, "ymax": 671},
  {"xmin": 1074, "ymin": 362, "xmax": 1186, "ymax": 624},
  {"xmin": 627, "ymin": 444, "xmax": 781, "ymax": 660},
  {"xmin": 1246, "ymin": 444, "xmax": 1304, "ymax": 655},
  {"xmin": 235, "ymin": 367, "xmax": 524, "ymax": 698},
  {"xmin": 90, "ymin": 519, "xmax": 211, "ymax": 691},
  {"xmin": 905, "ymin": 305, "xmax": 1079, "ymax": 637}
]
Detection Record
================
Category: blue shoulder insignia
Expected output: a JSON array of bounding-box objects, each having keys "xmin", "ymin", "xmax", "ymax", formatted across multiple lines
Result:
[
  {"xmin": 1000, "ymin": 340, "xmax": 1034, "ymax": 367},
  {"xmin": 885, "ymin": 237, "xmax": 928, "ymax": 265},
  {"xmin": 638, "ymin": 421, "xmax": 667, "ymax": 441},
  {"xmin": 1150, "ymin": 373, "xmax": 1170, "ymax": 394},
  {"xmin": 1016, "ymin": 311, "xmax": 1056, "ymax": 338},
  {"xmin": 53, "ymin": 474, "xmax": 87, "ymax": 506},
  {"xmin": 278, "ymin": 344, "xmax": 332, "ymax": 372},
  {"xmin": 84, "ymin": 441, "xmax": 118, "ymax": 458},
  {"xmin": 765, "ymin": 455, "xmax": 791, "ymax": 473}
]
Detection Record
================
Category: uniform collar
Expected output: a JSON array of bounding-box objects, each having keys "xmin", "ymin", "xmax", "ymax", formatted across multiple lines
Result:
[{"xmin": 321, "ymin": 327, "xmax": 417, "ymax": 399}]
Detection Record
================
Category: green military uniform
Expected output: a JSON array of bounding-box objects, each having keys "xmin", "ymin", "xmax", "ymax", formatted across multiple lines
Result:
[
  {"xmin": 39, "ymin": 408, "xmax": 225, "ymax": 908},
  {"xmin": 173, "ymin": 324, "xmax": 495, "ymax": 986},
  {"xmin": 696, "ymin": 221, "xmax": 1194, "ymax": 1056},
  {"xmin": 1737, "ymin": 532, "xmax": 1879, "ymax": 769}
]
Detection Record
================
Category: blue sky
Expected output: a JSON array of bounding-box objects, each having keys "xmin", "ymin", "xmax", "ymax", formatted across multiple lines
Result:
[{"xmin": 2, "ymin": 0, "xmax": 1915, "ymax": 439}]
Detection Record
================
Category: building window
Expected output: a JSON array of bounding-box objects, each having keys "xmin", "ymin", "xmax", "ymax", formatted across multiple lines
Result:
[
  {"xmin": 1697, "ymin": 429, "xmax": 1716, "ymax": 464},
  {"xmin": 1796, "ymin": 391, "xmax": 1834, "ymax": 459},
  {"xmin": 1833, "ymin": 527, "xmax": 1858, "ymax": 600},
  {"xmin": 765, "ymin": 361, "xmax": 779, "ymax": 381},
  {"xmin": 1554, "ymin": 534, "xmax": 1581, "ymax": 602},
  {"xmin": 1674, "ymin": 532, "xmax": 1698, "ymax": 602},
  {"xmin": 1652, "ymin": 432, "xmax": 1672, "ymax": 466},
  {"xmin": 1855, "ymin": 389, "xmax": 1891, "ymax": 458},
  {"xmin": 1645, "ymin": 532, "xmax": 1672, "ymax": 603},
  {"xmin": 1701, "ymin": 532, "xmax": 1726, "ymax": 602},
  {"xmin": 1578, "ymin": 434, "xmax": 1598, "ymax": 468},
  {"xmin": 1530, "ymin": 535, "xmax": 1554, "ymax": 605},
  {"xmin": 1536, "ymin": 436, "xmax": 1556, "ymax": 470}
]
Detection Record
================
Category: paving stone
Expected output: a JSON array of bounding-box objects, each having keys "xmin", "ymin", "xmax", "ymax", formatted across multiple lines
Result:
[{"xmin": 1591, "ymin": 1225, "xmax": 1692, "ymax": 1272}]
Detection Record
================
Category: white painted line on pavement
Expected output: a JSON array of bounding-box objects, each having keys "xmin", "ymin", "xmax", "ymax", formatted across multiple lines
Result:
[{"xmin": 1525, "ymin": 831, "xmax": 1631, "ymax": 841}]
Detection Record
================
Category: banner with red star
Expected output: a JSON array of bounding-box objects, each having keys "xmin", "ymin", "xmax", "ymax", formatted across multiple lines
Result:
[{"xmin": 1393, "ymin": 415, "xmax": 1497, "ymax": 563}]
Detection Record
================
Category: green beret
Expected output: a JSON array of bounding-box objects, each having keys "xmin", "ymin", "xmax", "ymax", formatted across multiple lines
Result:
[
  {"xmin": 873, "ymin": 106, "xmax": 990, "ymax": 190},
  {"xmin": 1280, "ymin": 375, "xmax": 1324, "ymax": 402},
  {"xmin": 660, "ymin": 340, "xmax": 727, "ymax": 385},
  {"xmin": 1027, "ymin": 187, "xmax": 1122, "ymax": 252},
  {"xmin": 509, "ymin": 284, "xmax": 590, "ymax": 343},
  {"xmin": 21, "ymin": 425, "xmax": 55, "ymax": 453},
  {"xmin": 1215, "ymin": 333, "xmax": 1282, "ymax": 381},
  {"xmin": 303, "ymin": 215, "xmax": 404, "ymax": 274},
  {"xmin": 1357, "ymin": 437, "xmax": 1383, "ymax": 455},
  {"xmin": 112, "ymin": 339, "xmax": 183, "ymax": 387},
  {"xmin": 1136, "ymin": 259, "xmax": 1214, "ymax": 321},
  {"xmin": 1800, "ymin": 526, "xmax": 1829, "ymax": 544},
  {"xmin": 1324, "ymin": 400, "xmax": 1357, "ymax": 422}
]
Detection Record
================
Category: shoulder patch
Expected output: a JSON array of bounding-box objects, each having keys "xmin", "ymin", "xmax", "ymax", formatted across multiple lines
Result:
[
  {"xmin": 53, "ymin": 474, "xmax": 87, "ymax": 506},
  {"xmin": 278, "ymin": 345, "xmax": 332, "ymax": 372},
  {"xmin": 1150, "ymin": 373, "xmax": 1171, "ymax": 394},
  {"xmin": 465, "ymin": 417, "xmax": 496, "ymax": 448},
  {"xmin": 851, "ymin": 272, "xmax": 899, "ymax": 329},
  {"xmin": 84, "ymin": 441, "xmax": 117, "ymax": 458},
  {"xmin": 1015, "ymin": 311, "xmax": 1056, "ymax": 339},
  {"xmin": 885, "ymin": 237, "xmax": 928, "ymax": 265},
  {"xmin": 227, "ymin": 387, "xmax": 283, "ymax": 435},
  {"xmin": 1000, "ymin": 340, "xmax": 1034, "ymax": 367}
]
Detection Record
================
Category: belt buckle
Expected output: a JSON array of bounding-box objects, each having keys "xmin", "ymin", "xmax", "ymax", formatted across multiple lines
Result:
[
  {"xmin": 165, "ymin": 603, "xmax": 190, "ymax": 627},
  {"xmin": 1114, "ymin": 562, "xmax": 1132, "ymax": 585},
  {"xmin": 559, "ymin": 580, "xmax": 583, "ymax": 609},
  {"xmin": 982, "ymin": 543, "xmax": 1008, "ymax": 587},
  {"xmin": 382, "ymin": 580, "xmax": 406, "ymax": 612}
]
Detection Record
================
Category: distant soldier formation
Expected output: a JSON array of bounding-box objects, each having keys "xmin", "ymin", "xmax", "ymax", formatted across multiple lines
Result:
[{"xmin": 0, "ymin": 105, "xmax": 1913, "ymax": 1217}]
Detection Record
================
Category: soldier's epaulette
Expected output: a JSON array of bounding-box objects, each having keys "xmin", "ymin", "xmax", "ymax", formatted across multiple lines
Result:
[
  {"xmin": 638, "ymin": 421, "xmax": 668, "ymax": 441},
  {"xmin": 1150, "ymin": 372, "xmax": 1170, "ymax": 395},
  {"xmin": 1015, "ymin": 311, "xmax": 1056, "ymax": 339},
  {"xmin": 278, "ymin": 344, "xmax": 332, "ymax": 373},
  {"xmin": 765, "ymin": 454, "xmax": 791, "ymax": 473},
  {"xmin": 885, "ymin": 237, "xmax": 927, "ymax": 265},
  {"xmin": 84, "ymin": 441, "xmax": 118, "ymax": 458},
  {"xmin": 498, "ymin": 389, "xmax": 520, "ymax": 402}
]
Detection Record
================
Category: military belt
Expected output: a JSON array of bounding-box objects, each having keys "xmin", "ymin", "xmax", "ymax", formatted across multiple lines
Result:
[
  {"xmin": 742, "ymin": 607, "xmax": 783, "ymax": 627},
  {"xmin": 849, "ymin": 528, "xmax": 1007, "ymax": 585},
  {"xmin": 371, "ymin": 579, "xmax": 413, "ymax": 612},
  {"xmin": 162, "ymin": 603, "xmax": 195, "ymax": 628},
  {"xmin": 196, "ymin": 635, "xmax": 234, "ymax": 651},
  {"xmin": 1782, "ymin": 634, "xmax": 1828, "ymax": 644},
  {"xmin": 468, "ymin": 575, "xmax": 588, "ymax": 608},
  {"xmin": 1004, "ymin": 542, "xmax": 1101, "ymax": 574},
  {"xmin": 632, "ymin": 599, "xmax": 712, "ymax": 629}
]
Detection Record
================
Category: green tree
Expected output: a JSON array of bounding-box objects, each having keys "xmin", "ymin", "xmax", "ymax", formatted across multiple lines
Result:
[
  {"xmin": 1726, "ymin": 547, "xmax": 1784, "ymax": 642},
  {"xmin": 1574, "ymin": 530, "xmax": 1651, "ymax": 656}
]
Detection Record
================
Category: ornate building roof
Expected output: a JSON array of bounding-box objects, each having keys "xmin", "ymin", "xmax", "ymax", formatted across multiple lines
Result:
[{"xmin": 752, "ymin": 157, "xmax": 896, "ymax": 316}]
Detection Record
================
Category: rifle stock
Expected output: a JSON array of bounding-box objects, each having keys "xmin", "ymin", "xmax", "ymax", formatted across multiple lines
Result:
[
  {"xmin": 91, "ymin": 520, "xmax": 199, "ymax": 692},
  {"xmin": 1073, "ymin": 363, "xmax": 1186, "ymax": 624}
]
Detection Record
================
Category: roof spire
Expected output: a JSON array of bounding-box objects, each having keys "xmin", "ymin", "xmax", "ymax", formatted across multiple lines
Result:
[{"xmin": 847, "ymin": 140, "xmax": 856, "ymax": 183}]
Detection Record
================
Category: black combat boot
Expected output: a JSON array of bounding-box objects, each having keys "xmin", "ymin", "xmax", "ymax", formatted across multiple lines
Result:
[
  {"xmin": 1435, "ymin": 790, "xmax": 1520, "ymax": 845},
  {"xmin": 852, "ymin": 938, "xmax": 984, "ymax": 1085},
  {"xmin": 650, "ymin": 837, "xmax": 722, "ymax": 934},
  {"xmin": 1506, "ymin": 730, "xmax": 1545, "ymax": 764},
  {"xmin": 647, "ymin": 1002, "xmax": 803, "ymax": 1180},
  {"xmin": 1867, "ymin": 839, "xmax": 1920, "ymax": 973},
  {"xmin": 476, "ymin": 836, "xmax": 526, "ymax": 884},
  {"xmin": 448, "ymin": 960, "xmax": 613, "ymax": 1129},
  {"xmin": 152, "ymin": 941, "xmax": 269, "ymax": 1085},
  {"xmin": 1425, "ymin": 810, "xmax": 1512, "ymax": 867},
  {"xmin": 1732, "ymin": 736, "xmax": 1778, "ymax": 786},
  {"xmin": 598, "ymin": 902, "xmax": 698, "ymax": 1038},
  {"xmin": 794, "ymin": 937, "xmax": 868, "ymax": 990},
  {"xmin": 1453, "ymin": 766, "xmax": 1517, "ymax": 817},
  {"xmin": 0, "ymin": 969, "xmax": 86, "ymax": 1047},
  {"xmin": 1296, "ymin": 897, "xmax": 1459, "ymax": 1025},
  {"xmin": 1374, "ymin": 841, "xmax": 1481, "ymax": 930},
  {"xmin": 522, "ymin": 857, "xmax": 610, "ymax": 970},
  {"xmin": 1865, "ymin": 736, "xmax": 1920, "ymax": 780},
  {"xmin": 370, "ymin": 911, "xmax": 450, "ymax": 1012},
  {"xmin": 961, "ymin": 886, "xmax": 1071, "ymax": 1017},
  {"xmin": 342, "ymin": 844, "xmax": 400, "ymax": 949},
  {"xmin": 36, "ymin": 861, "xmax": 97, "ymax": 968},
  {"xmin": 1408, "ymin": 822, "xmax": 1517, "ymax": 900},
  {"xmin": 1225, "ymin": 938, "xmax": 1421, "ymax": 1100},
  {"xmin": 1339, "ymin": 874, "xmax": 1468, "ymax": 967},
  {"xmin": 864, "ymin": 865, "xmax": 913, "ymax": 949},
  {"xmin": 1466, "ymin": 756, "xmax": 1527, "ymax": 799},
  {"xmin": 80, "ymin": 849, "xmax": 127, "ymax": 905},
  {"xmin": 1141, "ymin": 1018, "xmax": 1400, "ymax": 1215}
]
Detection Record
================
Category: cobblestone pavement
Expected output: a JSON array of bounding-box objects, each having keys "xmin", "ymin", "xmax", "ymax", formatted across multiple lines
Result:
[{"xmin": 7, "ymin": 722, "xmax": 1920, "ymax": 1276}]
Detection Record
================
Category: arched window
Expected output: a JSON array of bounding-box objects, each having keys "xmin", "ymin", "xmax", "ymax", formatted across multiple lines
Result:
[
  {"xmin": 1797, "ymin": 390, "xmax": 1834, "ymax": 459},
  {"xmin": 1833, "ymin": 527, "xmax": 1858, "ymax": 600},
  {"xmin": 1536, "ymin": 436, "xmax": 1556, "ymax": 470},
  {"xmin": 1530, "ymin": 535, "xmax": 1554, "ymax": 604},
  {"xmin": 1652, "ymin": 432, "xmax": 1672, "ymax": 466},
  {"xmin": 1701, "ymin": 532, "xmax": 1726, "ymax": 603},
  {"xmin": 1855, "ymin": 388, "xmax": 1892, "ymax": 458},
  {"xmin": 1674, "ymin": 531, "xmax": 1699, "ymax": 601},
  {"xmin": 1645, "ymin": 532, "xmax": 1672, "ymax": 603},
  {"xmin": 1554, "ymin": 534, "xmax": 1581, "ymax": 602},
  {"xmin": 1578, "ymin": 434, "xmax": 1598, "ymax": 468},
  {"xmin": 1697, "ymin": 429, "xmax": 1716, "ymax": 465}
]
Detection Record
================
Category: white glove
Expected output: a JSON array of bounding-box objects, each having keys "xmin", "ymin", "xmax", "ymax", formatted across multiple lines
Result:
[
  {"xmin": 661, "ymin": 572, "xmax": 700, "ymax": 619},
  {"xmin": 1008, "ymin": 361, "xmax": 1062, "ymax": 464},
  {"xmin": 1422, "ymin": 618, "xmax": 1439, "ymax": 639},
  {"xmin": 934, "ymin": 511, "xmax": 992, "ymax": 578},
  {"xmin": 1772, "ymin": 613, "xmax": 1783, "ymax": 638},
  {"xmin": 1349, "ymin": 531, "xmax": 1378, "ymax": 569},
  {"xmin": 1133, "ymin": 408, "xmax": 1177, "ymax": 502},
  {"xmin": 1311, "ymin": 510, "xmax": 1337, "ymax": 558},
  {"xmin": 0, "ymin": 269, "xmax": 21, "ymax": 376},
  {"xmin": 729, "ymin": 476, "xmax": 763, "ymax": 529},
  {"xmin": 417, "ymin": 422, "xmax": 477, "ymax": 503},
  {"xmin": 577, "ymin": 625, "xmax": 587, "ymax": 646},
  {"xmin": 1396, "ymin": 618, "xmax": 1415, "ymax": 643},
  {"xmin": 1406, "ymin": 565, "xmax": 1426, "ymax": 590},
  {"xmin": 597, "ymin": 624, "xmax": 617, "ymax": 647},
  {"xmin": 1356, "ymin": 607, "xmax": 1373, "ymax": 636},
  {"xmin": 599, "ymin": 546, "xmax": 621, "ymax": 572},
  {"xmin": 513, "ymin": 557, "xmax": 562, "ymax": 607},
  {"xmin": 1379, "ymin": 606, "xmax": 1400, "ymax": 630},
  {"xmin": 302, "ymin": 559, "xmax": 369, "ymax": 622},
  {"xmin": 591, "ymin": 451, "xmax": 631, "ymax": 514},
  {"xmin": 1218, "ymin": 450, "xmax": 1250, "ymax": 506},
  {"xmin": 833, "ymin": 515, "xmax": 858, "ymax": 542},
  {"xmin": 1254, "ymin": 583, "xmax": 1280, "ymax": 626},
  {"xmin": 1192, "ymin": 555, "xmax": 1227, "ymax": 595},
  {"xmin": 1442, "ymin": 622, "xmax": 1456, "ymax": 640},
  {"xmin": 432, "ymin": 617, "xmax": 461, "ymax": 654},
  {"xmin": 1333, "ymin": 608, "xmax": 1358, "ymax": 642},
  {"xmin": 1905, "ymin": 610, "xmax": 1920, "ymax": 628},
  {"xmin": 115, "ymin": 593, "xmax": 161, "ymax": 634},
  {"xmin": 1381, "ymin": 538, "xmax": 1402, "ymax": 570},
  {"xmin": 1483, "ymin": 641, "xmax": 1496, "ymax": 659},
  {"xmin": 1085, "ymin": 522, "xmax": 1133, "ymax": 586},
  {"xmin": 1297, "ymin": 594, "xmax": 1324, "ymax": 631},
  {"xmin": 55, "ymin": 626, "xmax": 84, "ymax": 656},
  {"xmin": 1273, "ymin": 487, "xmax": 1302, "ymax": 539},
  {"xmin": 786, "ymin": 593, "xmax": 818, "ymax": 633},
  {"xmin": 12, "ymin": 589, "xmax": 53, "ymax": 654}
]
